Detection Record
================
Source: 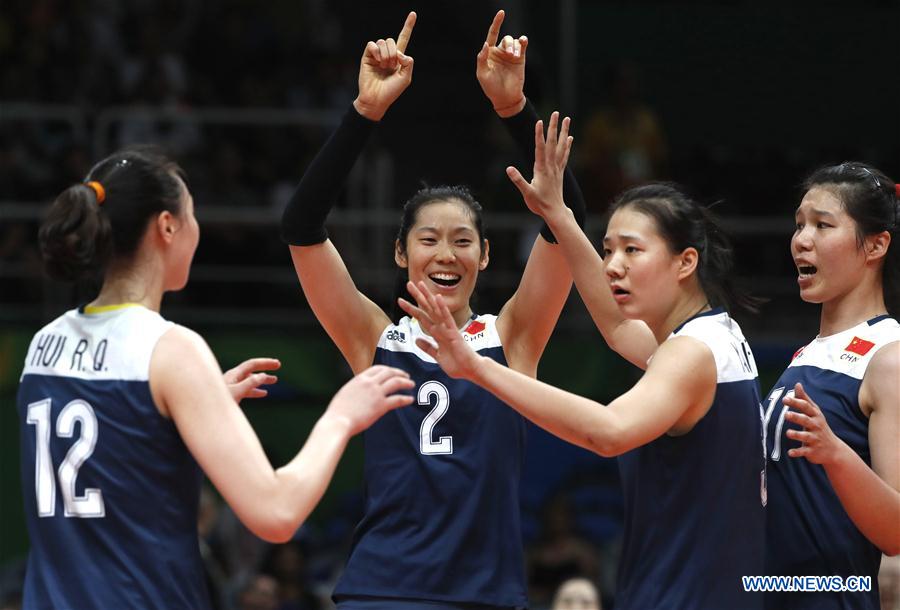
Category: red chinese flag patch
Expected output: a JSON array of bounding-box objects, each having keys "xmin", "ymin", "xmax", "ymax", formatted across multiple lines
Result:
[
  {"xmin": 845, "ymin": 336, "xmax": 875, "ymax": 356},
  {"xmin": 465, "ymin": 320, "xmax": 486, "ymax": 335}
]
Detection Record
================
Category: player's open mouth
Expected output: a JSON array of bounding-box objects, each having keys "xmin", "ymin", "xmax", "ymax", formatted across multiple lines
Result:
[
  {"xmin": 429, "ymin": 273, "xmax": 461, "ymax": 287},
  {"xmin": 797, "ymin": 265, "xmax": 817, "ymax": 278},
  {"xmin": 610, "ymin": 285, "xmax": 631, "ymax": 303}
]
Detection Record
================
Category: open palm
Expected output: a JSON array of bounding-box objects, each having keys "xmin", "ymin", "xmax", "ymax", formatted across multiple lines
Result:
[
  {"xmin": 506, "ymin": 111, "xmax": 574, "ymax": 220},
  {"xmin": 398, "ymin": 281, "xmax": 483, "ymax": 381}
]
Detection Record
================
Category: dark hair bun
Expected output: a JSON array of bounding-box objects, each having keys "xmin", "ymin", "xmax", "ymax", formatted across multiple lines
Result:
[{"xmin": 39, "ymin": 184, "xmax": 112, "ymax": 281}]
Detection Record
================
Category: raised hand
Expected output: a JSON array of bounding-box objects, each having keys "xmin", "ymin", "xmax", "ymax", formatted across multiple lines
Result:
[
  {"xmin": 354, "ymin": 12, "xmax": 417, "ymax": 121},
  {"xmin": 506, "ymin": 111, "xmax": 574, "ymax": 222},
  {"xmin": 398, "ymin": 281, "xmax": 484, "ymax": 381},
  {"xmin": 476, "ymin": 10, "xmax": 528, "ymax": 117},
  {"xmin": 223, "ymin": 357, "xmax": 281, "ymax": 402},
  {"xmin": 324, "ymin": 365, "xmax": 415, "ymax": 435},
  {"xmin": 784, "ymin": 382, "xmax": 846, "ymax": 465}
]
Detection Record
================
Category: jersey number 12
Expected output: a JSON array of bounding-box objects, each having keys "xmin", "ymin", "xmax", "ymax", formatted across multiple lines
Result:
[{"xmin": 26, "ymin": 398, "xmax": 105, "ymax": 518}]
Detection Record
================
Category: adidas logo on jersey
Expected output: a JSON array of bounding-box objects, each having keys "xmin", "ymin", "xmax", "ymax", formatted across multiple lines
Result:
[{"xmin": 386, "ymin": 329, "xmax": 406, "ymax": 343}]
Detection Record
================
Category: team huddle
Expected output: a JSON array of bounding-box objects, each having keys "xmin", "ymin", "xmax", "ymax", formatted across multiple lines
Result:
[{"xmin": 16, "ymin": 10, "xmax": 900, "ymax": 610}]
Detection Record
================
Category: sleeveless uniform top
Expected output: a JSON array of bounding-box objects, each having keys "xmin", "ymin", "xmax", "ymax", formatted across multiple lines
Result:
[
  {"xmin": 615, "ymin": 308, "xmax": 766, "ymax": 610},
  {"xmin": 16, "ymin": 305, "xmax": 210, "ymax": 610},
  {"xmin": 334, "ymin": 314, "xmax": 528, "ymax": 607},
  {"xmin": 763, "ymin": 314, "xmax": 900, "ymax": 610}
]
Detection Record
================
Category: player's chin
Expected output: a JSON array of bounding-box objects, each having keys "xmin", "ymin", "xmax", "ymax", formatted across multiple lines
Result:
[
  {"xmin": 797, "ymin": 285, "xmax": 826, "ymax": 304},
  {"xmin": 442, "ymin": 291, "xmax": 472, "ymax": 318},
  {"xmin": 614, "ymin": 297, "xmax": 641, "ymax": 318},
  {"xmin": 441, "ymin": 295, "xmax": 464, "ymax": 316}
]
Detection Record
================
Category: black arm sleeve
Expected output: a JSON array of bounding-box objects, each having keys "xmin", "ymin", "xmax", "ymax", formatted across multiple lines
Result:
[
  {"xmin": 280, "ymin": 105, "xmax": 377, "ymax": 246},
  {"xmin": 500, "ymin": 99, "xmax": 587, "ymax": 243}
]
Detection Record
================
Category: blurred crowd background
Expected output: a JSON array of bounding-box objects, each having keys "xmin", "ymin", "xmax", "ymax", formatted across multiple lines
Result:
[{"xmin": 1, "ymin": 1, "xmax": 898, "ymax": 609}]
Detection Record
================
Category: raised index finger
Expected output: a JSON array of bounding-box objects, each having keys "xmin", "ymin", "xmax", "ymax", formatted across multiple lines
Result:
[
  {"xmin": 396, "ymin": 11, "xmax": 417, "ymax": 54},
  {"xmin": 485, "ymin": 10, "xmax": 505, "ymax": 47}
]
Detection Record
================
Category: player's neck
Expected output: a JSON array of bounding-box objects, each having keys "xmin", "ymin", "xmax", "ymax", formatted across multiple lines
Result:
[
  {"xmin": 90, "ymin": 258, "xmax": 164, "ymax": 313},
  {"xmin": 655, "ymin": 292, "xmax": 711, "ymax": 343},
  {"xmin": 451, "ymin": 306, "xmax": 475, "ymax": 330},
  {"xmin": 819, "ymin": 281, "xmax": 887, "ymax": 337}
]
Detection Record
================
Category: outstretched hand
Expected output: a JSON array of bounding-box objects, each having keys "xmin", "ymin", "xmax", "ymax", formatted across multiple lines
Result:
[
  {"xmin": 354, "ymin": 12, "xmax": 417, "ymax": 121},
  {"xmin": 224, "ymin": 358, "xmax": 281, "ymax": 403},
  {"xmin": 783, "ymin": 382, "xmax": 846, "ymax": 465},
  {"xmin": 324, "ymin": 365, "xmax": 415, "ymax": 435},
  {"xmin": 398, "ymin": 281, "xmax": 484, "ymax": 381},
  {"xmin": 476, "ymin": 10, "xmax": 528, "ymax": 117},
  {"xmin": 506, "ymin": 111, "xmax": 574, "ymax": 222}
]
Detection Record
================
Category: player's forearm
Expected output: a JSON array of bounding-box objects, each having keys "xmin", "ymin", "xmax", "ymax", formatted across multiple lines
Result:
[
  {"xmin": 265, "ymin": 415, "xmax": 353, "ymax": 542},
  {"xmin": 825, "ymin": 443, "xmax": 900, "ymax": 555},
  {"xmin": 546, "ymin": 209, "xmax": 612, "ymax": 311},
  {"xmin": 471, "ymin": 357, "xmax": 622, "ymax": 456},
  {"xmin": 280, "ymin": 105, "xmax": 375, "ymax": 246},
  {"xmin": 502, "ymin": 99, "xmax": 587, "ymax": 242},
  {"xmin": 543, "ymin": 210, "xmax": 629, "ymax": 345}
]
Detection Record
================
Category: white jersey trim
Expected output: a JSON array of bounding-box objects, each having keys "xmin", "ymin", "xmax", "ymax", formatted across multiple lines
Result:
[
  {"xmin": 20, "ymin": 306, "xmax": 175, "ymax": 382},
  {"xmin": 787, "ymin": 316, "xmax": 900, "ymax": 381},
  {"xmin": 673, "ymin": 310, "xmax": 758, "ymax": 384},
  {"xmin": 377, "ymin": 314, "xmax": 503, "ymax": 363}
]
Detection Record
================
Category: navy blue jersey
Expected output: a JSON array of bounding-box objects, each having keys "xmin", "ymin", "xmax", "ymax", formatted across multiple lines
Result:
[
  {"xmin": 616, "ymin": 309, "xmax": 765, "ymax": 610},
  {"xmin": 763, "ymin": 315, "xmax": 900, "ymax": 610},
  {"xmin": 16, "ymin": 305, "xmax": 211, "ymax": 610},
  {"xmin": 334, "ymin": 315, "xmax": 528, "ymax": 607}
]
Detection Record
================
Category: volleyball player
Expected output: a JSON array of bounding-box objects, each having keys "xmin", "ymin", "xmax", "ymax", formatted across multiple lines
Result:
[
  {"xmin": 280, "ymin": 10, "xmax": 586, "ymax": 609},
  {"xmin": 763, "ymin": 163, "xmax": 900, "ymax": 610},
  {"xmin": 400, "ymin": 113, "xmax": 766, "ymax": 609},
  {"xmin": 17, "ymin": 148, "xmax": 414, "ymax": 609}
]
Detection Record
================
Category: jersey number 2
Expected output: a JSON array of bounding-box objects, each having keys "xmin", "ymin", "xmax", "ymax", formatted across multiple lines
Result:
[
  {"xmin": 26, "ymin": 398, "xmax": 105, "ymax": 518},
  {"xmin": 419, "ymin": 381, "xmax": 453, "ymax": 455}
]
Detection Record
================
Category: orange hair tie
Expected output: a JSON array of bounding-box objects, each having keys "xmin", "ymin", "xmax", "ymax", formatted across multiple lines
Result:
[{"xmin": 85, "ymin": 181, "xmax": 106, "ymax": 205}]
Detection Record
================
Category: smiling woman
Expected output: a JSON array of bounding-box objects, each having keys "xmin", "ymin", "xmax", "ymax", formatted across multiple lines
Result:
[
  {"xmin": 405, "ymin": 173, "xmax": 767, "ymax": 609},
  {"xmin": 391, "ymin": 187, "xmax": 489, "ymax": 326},
  {"xmin": 279, "ymin": 10, "xmax": 585, "ymax": 609}
]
